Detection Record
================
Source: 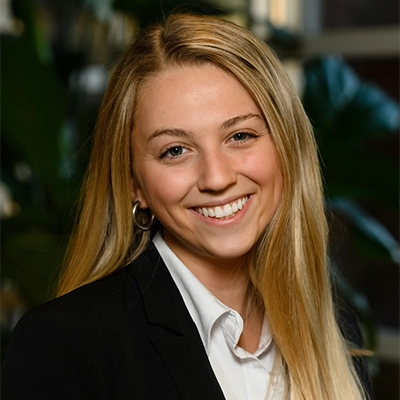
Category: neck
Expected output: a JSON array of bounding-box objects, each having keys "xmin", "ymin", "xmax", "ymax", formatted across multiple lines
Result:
[
  {"xmin": 164, "ymin": 234, "xmax": 250, "ymax": 314},
  {"xmin": 186, "ymin": 253, "xmax": 250, "ymax": 312},
  {"xmin": 195, "ymin": 261, "xmax": 250, "ymax": 313}
]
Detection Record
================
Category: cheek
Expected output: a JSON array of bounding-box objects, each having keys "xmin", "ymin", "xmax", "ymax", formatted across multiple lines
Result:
[
  {"xmin": 138, "ymin": 166, "xmax": 190, "ymax": 209},
  {"xmin": 247, "ymin": 148, "xmax": 282, "ymax": 187}
]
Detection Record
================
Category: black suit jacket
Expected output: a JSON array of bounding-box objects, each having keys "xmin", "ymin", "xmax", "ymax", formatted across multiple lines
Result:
[{"xmin": 2, "ymin": 245, "xmax": 372, "ymax": 399}]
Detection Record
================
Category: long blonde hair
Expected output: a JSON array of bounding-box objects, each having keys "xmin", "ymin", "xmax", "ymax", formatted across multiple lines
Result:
[{"xmin": 57, "ymin": 14, "xmax": 368, "ymax": 399}]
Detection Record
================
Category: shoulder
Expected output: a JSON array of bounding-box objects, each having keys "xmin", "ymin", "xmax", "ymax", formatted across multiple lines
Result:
[
  {"xmin": 47, "ymin": 243, "xmax": 163, "ymax": 329},
  {"xmin": 3, "ymin": 266, "xmax": 135, "ymax": 356},
  {"xmin": 51, "ymin": 266, "xmax": 135, "ymax": 320},
  {"xmin": 3, "ymin": 244, "xmax": 165, "ymax": 360},
  {"xmin": 1, "ymin": 269, "xmax": 134, "ymax": 400},
  {"xmin": 1, "ymin": 262, "xmax": 149, "ymax": 399},
  {"xmin": 3, "ymin": 263, "xmax": 141, "ymax": 359},
  {"xmin": 5, "ymin": 243, "xmax": 164, "ymax": 353},
  {"xmin": 20, "ymin": 266, "xmax": 133, "ymax": 332}
]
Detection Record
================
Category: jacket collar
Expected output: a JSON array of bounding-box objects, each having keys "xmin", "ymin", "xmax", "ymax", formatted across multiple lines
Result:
[
  {"xmin": 128, "ymin": 244, "xmax": 226, "ymax": 400},
  {"xmin": 129, "ymin": 242, "xmax": 192, "ymax": 334}
]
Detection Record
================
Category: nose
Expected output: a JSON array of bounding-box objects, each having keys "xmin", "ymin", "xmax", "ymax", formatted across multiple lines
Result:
[{"xmin": 197, "ymin": 152, "xmax": 237, "ymax": 192}]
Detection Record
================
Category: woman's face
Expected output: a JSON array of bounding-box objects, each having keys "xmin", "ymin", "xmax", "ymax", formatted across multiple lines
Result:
[{"xmin": 131, "ymin": 64, "xmax": 283, "ymax": 269}]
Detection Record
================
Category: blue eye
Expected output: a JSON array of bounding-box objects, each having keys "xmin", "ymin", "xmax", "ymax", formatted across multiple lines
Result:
[
  {"xmin": 231, "ymin": 131, "xmax": 260, "ymax": 143},
  {"xmin": 160, "ymin": 145, "xmax": 188, "ymax": 159},
  {"xmin": 167, "ymin": 146, "xmax": 184, "ymax": 156},
  {"xmin": 232, "ymin": 132, "xmax": 249, "ymax": 141}
]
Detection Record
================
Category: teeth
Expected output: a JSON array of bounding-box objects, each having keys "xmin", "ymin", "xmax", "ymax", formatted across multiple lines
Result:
[
  {"xmin": 223, "ymin": 204, "xmax": 232, "ymax": 216},
  {"xmin": 215, "ymin": 207, "xmax": 224, "ymax": 218},
  {"xmin": 195, "ymin": 197, "xmax": 248, "ymax": 219}
]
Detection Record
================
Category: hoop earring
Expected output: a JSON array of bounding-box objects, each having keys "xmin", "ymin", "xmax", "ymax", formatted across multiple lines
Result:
[{"xmin": 132, "ymin": 201, "xmax": 155, "ymax": 231}]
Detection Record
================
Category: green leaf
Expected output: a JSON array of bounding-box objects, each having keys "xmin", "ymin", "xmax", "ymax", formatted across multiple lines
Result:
[
  {"xmin": 303, "ymin": 56, "xmax": 399, "ymax": 137},
  {"xmin": 303, "ymin": 57, "xmax": 360, "ymax": 132},
  {"xmin": 327, "ymin": 198, "xmax": 399, "ymax": 264},
  {"xmin": 303, "ymin": 56, "xmax": 399, "ymax": 206}
]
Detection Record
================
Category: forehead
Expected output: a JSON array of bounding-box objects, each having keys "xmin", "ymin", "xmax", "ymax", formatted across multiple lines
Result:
[
  {"xmin": 134, "ymin": 64, "xmax": 261, "ymax": 129},
  {"xmin": 137, "ymin": 64, "xmax": 241, "ymax": 99}
]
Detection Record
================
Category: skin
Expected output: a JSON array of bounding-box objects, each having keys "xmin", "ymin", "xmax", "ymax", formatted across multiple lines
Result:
[{"xmin": 131, "ymin": 64, "xmax": 283, "ymax": 352}]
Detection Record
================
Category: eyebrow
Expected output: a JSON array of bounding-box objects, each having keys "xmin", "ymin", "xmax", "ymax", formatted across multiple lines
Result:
[
  {"xmin": 148, "ymin": 128, "xmax": 195, "ymax": 141},
  {"xmin": 220, "ymin": 113, "xmax": 262, "ymax": 129},
  {"xmin": 148, "ymin": 113, "xmax": 262, "ymax": 141}
]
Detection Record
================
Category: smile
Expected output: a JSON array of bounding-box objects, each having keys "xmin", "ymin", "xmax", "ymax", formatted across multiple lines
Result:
[{"xmin": 195, "ymin": 196, "xmax": 249, "ymax": 219}]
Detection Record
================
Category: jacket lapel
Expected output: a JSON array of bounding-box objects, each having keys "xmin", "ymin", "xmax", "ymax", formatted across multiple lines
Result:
[{"xmin": 129, "ymin": 245, "xmax": 225, "ymax": 400}]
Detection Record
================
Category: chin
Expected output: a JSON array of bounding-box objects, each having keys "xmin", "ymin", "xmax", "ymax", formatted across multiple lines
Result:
[{"xmin": 201, "ymin": 238, "xmax": 255, "ymax": 261}]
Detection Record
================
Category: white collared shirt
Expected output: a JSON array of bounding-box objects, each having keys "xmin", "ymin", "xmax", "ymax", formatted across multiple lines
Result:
[{"xmin": 153, "ymin": 232, "xmax": 285, "ymax": 400}]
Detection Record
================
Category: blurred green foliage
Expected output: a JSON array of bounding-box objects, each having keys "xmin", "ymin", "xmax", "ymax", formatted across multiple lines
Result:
[
  {"xmin": 303, "ymin": 56, "xmax": 399, "ymax": 352},
  {"xmin": 303, "ymin": 56, "xmax": 399, "ymax": 207}
]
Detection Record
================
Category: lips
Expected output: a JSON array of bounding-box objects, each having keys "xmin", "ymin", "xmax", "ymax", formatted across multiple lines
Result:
[{"xmin": 195, "ymin": 196, "xmax": 249, "ymax": 219}]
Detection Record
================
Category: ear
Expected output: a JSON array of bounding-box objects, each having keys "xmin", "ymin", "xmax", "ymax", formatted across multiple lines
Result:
[{"xmin": 130, "ymin": 177, "xmax": 149, "ymax": 209}]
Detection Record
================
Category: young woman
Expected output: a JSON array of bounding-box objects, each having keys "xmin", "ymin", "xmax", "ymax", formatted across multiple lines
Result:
[{"xmin": 2, "ymin": 14, "xmax": 372, "ymax": 399}]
